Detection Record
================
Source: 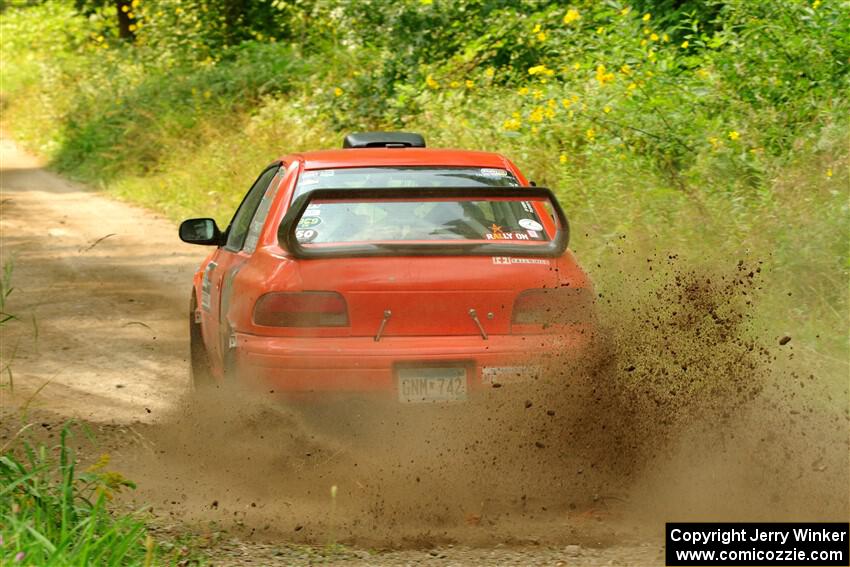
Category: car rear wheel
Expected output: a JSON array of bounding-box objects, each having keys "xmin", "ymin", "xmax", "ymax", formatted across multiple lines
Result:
[{"xmin": 189, "ymin": 293, "xmax": 215, "ymax": 390}]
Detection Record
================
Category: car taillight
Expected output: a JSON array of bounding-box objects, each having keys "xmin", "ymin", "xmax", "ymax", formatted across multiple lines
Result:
[
  {"xmin": 511, "ymin": 287, "xmax": 595, "ymax": 329},
  {"xmin": 253, "ymin": 291, "xmax": 349, "ymax": 327}
]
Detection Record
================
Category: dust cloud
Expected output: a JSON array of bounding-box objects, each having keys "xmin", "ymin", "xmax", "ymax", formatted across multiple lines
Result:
[{"xmin": 117, "ymin": 252, "xmax": 849, "ymax": 549}]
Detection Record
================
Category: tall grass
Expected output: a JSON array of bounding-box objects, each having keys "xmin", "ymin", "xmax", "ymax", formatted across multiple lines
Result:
[{"xmin": 0, "ymin": 425, "xmax": 154, "ymax": 565}]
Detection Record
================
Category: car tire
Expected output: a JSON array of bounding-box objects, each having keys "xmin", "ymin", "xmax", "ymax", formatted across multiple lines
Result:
[{"xmin": 189, "ymin": 292, "xmax": 215, "ymax": 390}]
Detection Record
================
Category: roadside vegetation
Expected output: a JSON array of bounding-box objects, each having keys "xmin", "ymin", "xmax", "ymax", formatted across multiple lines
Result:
[{"xmin": 0, "ymin": 425, "xmax": 153, "ymax": 565}]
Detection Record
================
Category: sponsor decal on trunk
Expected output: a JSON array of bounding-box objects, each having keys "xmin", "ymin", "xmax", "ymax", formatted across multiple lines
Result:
[{"xmin": 491, "ymin": 257, "xmax": 551, "ymax": 265}]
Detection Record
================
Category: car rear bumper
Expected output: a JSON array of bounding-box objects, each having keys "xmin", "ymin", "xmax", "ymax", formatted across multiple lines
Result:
[{"xmin": 233, "ymin": 330, "xmax": 594, "ymax": 400}]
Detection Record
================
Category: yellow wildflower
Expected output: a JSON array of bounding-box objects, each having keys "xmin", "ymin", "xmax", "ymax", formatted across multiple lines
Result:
[
  {"xmin": 681, "ymin": 40, "xmax": 689, "ymax": 48},
  {"xmin": 518, "ymin": 86, "xmax": 530, "ymax": 95},
  {"xmin": 334, "ymin": 87, "xmax": 343, "ymax": 97},
  {"xmin": 450, "ymin": 81, "xmax": 460, "ymax": 88},
  {"xmin": 128, "ymin": 23, "xmax": 137, "ymax": 31},
  {"xmin": 826, "ymin": 167, "xmax": 833, "ymax": 177},
  {"xmin": 728, "ymin": 130, "xmax": 740, "ymax": 140},
  {"xmin": 528, "ymin": 65, "xmax": 548, "ymax": 75},
  {"xmin": 643, "ymin": 28, "xmax": 651, "ymax": 35},
  {"xmin": 131, "ymin": 0, "xmax": 140, "ymax": 7},
  {"xmin": 572, "ymin": 62, "xmax": 581, "ymax": 70},
  {"xmin": 561, "ymin": 98, "xmax": 572, "ymax": 108},
  {"xmin": 603, "ymin": 105, "xmax": 612, "ymax": 113},
  {"xmin": 597, "ymin": 27, "xmax": 605, "ymax": 34},
  {"xmin": 485, "ymin": 67, "xmax": 495, "ymax": 78},
  {"xmin": 640, "ymin": 39, "xmax": 648, "ymax": 46},
  {"xmin": 529, "ymin": 107, "xmax": 545, "ymax": 123},
  {"xmin": 420, "ymin": 0, "xmax": 433, "ymax": 4},
  {"xmin": 627, "ymin": 82, "xmax": 637, "ymax": 91},
  {"xmin": 650, "ymin": 33, "xmax": 659, "ymax": 41},
  {"xmin": 465, "ymin": 79, "xmax": 474, "ymax": 88},
  {"xmin": 662, "ymin": 33, "xmax": 669, "ymax": 42},
  {"xmin": 503, "ymin": 118, "xmax": 521, "ymax": 131},
  {"xmin": 812, "ymin": 0, "xmax": 821, "ymax": 7},
  {"xmin": 121, "ymin": 4, "xmax": 129, "ymax": 12},
  {"xmin": 533, "ymin": 24, "xmax": 542, "ymax": 33},
  {"xmin": 426, "ymin": 74, "xmax": 439, "ymax": 89},
  {"xmin": 96, "ymin": 35, "xmax": 104, "ymax": 42},
  {"xmin": 586, "ymin": 128, "xmax": 596, "ymax": 141},
  {"xmin": 595, "ymin": 64, "xmax": 615, "ymax": 86},
  {"xmin": 547, "ymin": 98, "xmax": 557, "ymax": 109},
  {"xmin": 620, "ymin": 64, "xmax": 632, "ymax": 75},
  {"xmin": 620, "ymin": 6, "xmax": 631, "ymax": 16},
  {"xmin": 708, "ymin": 136, "xmax": 721, "ymax": 150},
  {"xmin": 533, "ymin": 89, "xmax": 544, "ymax": 100},
  {"xmin": 86, "ymin": 453, "xmax": 111, "ymax": 472},
  {"xmin": 537, "ymin": 32, "xmax": 547, "ymax": 41},
  {"xmin": 559, "ymin": 154, "xmax": 568, "ymax": 164},
  {"xmin": 642, "ymin": 12, "xmax": 651, "ymax": 21},
  {"xmin": 563, "ymin": 8, "xmax": 581, "ymax": 24}
]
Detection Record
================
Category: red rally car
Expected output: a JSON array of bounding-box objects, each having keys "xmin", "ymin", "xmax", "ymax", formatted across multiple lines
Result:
[{"xmin": 179, "ymin": 132, "xmax": 595, "ymax": 403}]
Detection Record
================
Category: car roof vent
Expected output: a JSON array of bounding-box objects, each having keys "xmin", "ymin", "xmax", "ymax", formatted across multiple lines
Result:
[{"xmin": 343, "ymin": 131, "xmax": 426, "ymax": 149}]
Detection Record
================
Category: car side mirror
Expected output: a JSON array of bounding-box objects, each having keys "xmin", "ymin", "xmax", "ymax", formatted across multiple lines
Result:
[{"xmin": 179, "ymin": 218, "xmax": 223, "ymax": 246}]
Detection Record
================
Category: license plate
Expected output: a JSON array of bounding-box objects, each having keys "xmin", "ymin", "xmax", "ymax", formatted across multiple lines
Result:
[{"xmin": 397, "ymin": 367, "xmax": 468, "ymax": 403}]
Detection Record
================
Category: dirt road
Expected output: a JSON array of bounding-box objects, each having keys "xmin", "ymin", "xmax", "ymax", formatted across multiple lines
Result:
[
  {"xmin": 0, "ymin": 136, "xmax": 207, "ymax": 421},
  {"xmin": 1, "ymin": 138, "xmax": 666, "ymax": 565}
]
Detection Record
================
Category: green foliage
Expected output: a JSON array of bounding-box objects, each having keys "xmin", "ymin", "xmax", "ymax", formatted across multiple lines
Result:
[
  {"xmin": 0, "ymin": 425, "xmax": 153, "ymax": 565},
  {"xmin": 48, "ymin": 40, "xmax": 302, "ymax": 180}
]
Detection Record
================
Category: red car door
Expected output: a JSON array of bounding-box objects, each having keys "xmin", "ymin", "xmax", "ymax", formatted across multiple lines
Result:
[{"xmin": 201, "ymin": 165, "xmax": 283, "ymax": 373}]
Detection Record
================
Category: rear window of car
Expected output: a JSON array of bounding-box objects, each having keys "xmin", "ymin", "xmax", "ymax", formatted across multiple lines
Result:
[
  {"xmin": 294, "ymin": 166, "xmax": 520, "ymax": 198},
  {"xmin": 295, "ymin": 198, "xmax": 550, "ymax": 245},
  {"xmin": 289, "ymin": 167, "xmax": 554, "ymax": 247}
]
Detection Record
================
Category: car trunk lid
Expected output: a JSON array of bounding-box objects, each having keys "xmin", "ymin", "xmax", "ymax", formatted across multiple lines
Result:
[{"xmin": 293, "ymin": 256, "xmax": 560, "ymax": 337}]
